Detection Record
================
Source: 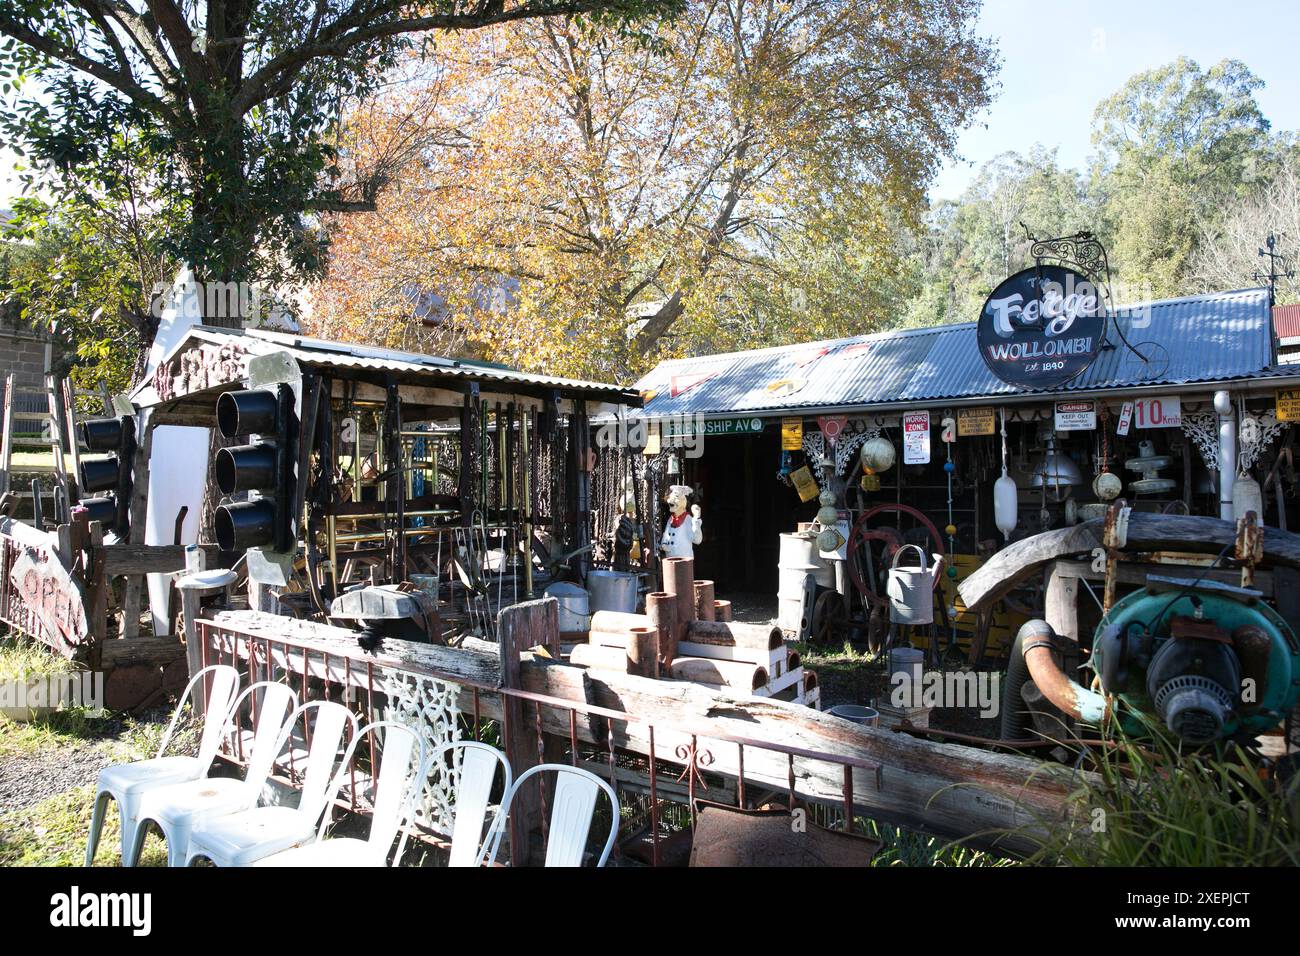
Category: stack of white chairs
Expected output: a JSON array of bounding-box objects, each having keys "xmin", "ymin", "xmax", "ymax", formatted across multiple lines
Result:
[
  {"xmin": 87, "ymin": 662, "xmax": 622, "ymax": 868},
  {"xmin": 86, "ymin": 664, "xmax": 241, "ymax": 867},
  {"xmin": 185, "ymin": 700, "xmax": 359, "ymax": 866}
]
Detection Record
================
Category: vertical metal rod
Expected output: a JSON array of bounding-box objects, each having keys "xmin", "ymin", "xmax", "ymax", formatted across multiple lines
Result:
[
  {"xmin": 737, "ymin": 744, "xmax": 746, "ymax": 809},
  {"xmin": 686, "ymin": 735, "xmax": 697, "ymax": 829},
  {"xmin": 520, "ymin": 407, "xmax": 533, "ymax": 598},
  {"xmin": 842, "ymin": 766, "xmax": 853, "ymax": 832},
  {"xmin": 649, "ymin": 725, "xmax": 659, "ymax": 868},
  {"xmin": 366, "ymin": 660, "xmax": 376, "ymax": 810}
]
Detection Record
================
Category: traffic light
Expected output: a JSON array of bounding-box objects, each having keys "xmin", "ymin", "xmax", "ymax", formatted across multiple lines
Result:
[
  {"xmin": 213, "ymin": 384, "xmax": 297, "ymax": 554},
  {"xmin": 77, "ymin": 415, "xmax": 136, "ymax": 537}
]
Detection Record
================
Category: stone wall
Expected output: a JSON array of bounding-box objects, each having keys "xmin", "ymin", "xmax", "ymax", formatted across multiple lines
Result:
[{"xmin": 2, "ymin": 329, "xmax": 51, "ymax": 393}]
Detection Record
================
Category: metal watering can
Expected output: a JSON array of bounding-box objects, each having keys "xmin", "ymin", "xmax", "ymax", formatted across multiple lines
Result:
[{"xmin": 886, "ymin": 545, "xmax": 944, "ymax": 625}]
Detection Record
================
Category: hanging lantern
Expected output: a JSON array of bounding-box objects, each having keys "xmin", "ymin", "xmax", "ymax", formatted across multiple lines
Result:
[
  {"xmin": 1030, "ymin": 434, "xmax": 1083, "ymax": 502},
  {"xmin": 1092, "ymin": 471, "xmax": 1122, "ymax": 501},
  {"xmin": 859, "ymin": 436, "xmax": 896, "ymax": 475},
  {"xmin": 860, "ymin": 474, "xmax": 881, "ymax": 492}
]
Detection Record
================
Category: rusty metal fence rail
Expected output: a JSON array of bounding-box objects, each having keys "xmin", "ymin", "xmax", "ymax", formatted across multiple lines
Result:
[
  {"xmin": 0, "ymin": 524, "xmax": 44, "ymax": 639},
  {"xmin": 197, "ymin": 617, "xmax": 882, "ymax": 867}
]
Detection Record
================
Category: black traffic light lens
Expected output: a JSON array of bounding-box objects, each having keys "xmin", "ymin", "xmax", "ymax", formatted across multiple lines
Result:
[
  {"xmin": 217, "ymin": 389, "xmax": 279, "ymax": 439},
  {"xmin": 215, "ymin": 499, "xmax": 277, "ymax": 551},
  {"xmin": 79, "ymin": 497, "xmax": 117, "ymax": 525},
  {"xmin": 80, "ymin": 456, "xmax": 120, "ymax": 492},
  {"xmin": 215, "ymin": 443, "xmax": 276, "ymax": 495},
  {"xmin": 78, "ymin": 418, "xmax": 123, "ymax": 451}
]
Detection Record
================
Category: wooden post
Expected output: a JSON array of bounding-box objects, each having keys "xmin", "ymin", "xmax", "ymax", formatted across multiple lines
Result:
[
  {"xmin": 663, "ymin": 556, "xmax": 694, "ymax": 644},
  {"xmin": 497, "ymin": 596, "xmax": 559, "ymax": 866},
  {"xmin": 714, "ymin": 599, "xmax": 732, "ymax": 622},
  {"xmin": 1044, "ymin": 564, "xmax": 1079, "ymax": 643},
  {"xmin": 693, "ymin": 580, "xmax": 715, "ymax": 622},
  {"xmin": 646, "ymin": 590, "xmax": 677, "ymax": 669},
  {"xmin": 626, "ymin": 626, "xmax": 658, "ymax": 678}
]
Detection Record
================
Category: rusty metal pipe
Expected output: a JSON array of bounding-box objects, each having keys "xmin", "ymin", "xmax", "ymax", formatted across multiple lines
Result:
[{"xmin": 1017, "ymin": 619, "xmax": 1110, "ymax": 724}]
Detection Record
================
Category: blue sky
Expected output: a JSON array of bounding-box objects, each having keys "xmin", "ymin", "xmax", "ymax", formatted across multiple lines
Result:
[
  {"xmin": 3, "ymin": 2, "xmax": 1298, "ymax": 207},
  {"xmin": 929, "ymin": 0, "xmax": 1300, "ymax": 201}
]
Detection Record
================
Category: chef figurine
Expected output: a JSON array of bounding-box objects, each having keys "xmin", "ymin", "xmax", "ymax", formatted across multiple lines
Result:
[{"xmin": 659, "ymin": 484, "xmax": 702, "ymax": 560}]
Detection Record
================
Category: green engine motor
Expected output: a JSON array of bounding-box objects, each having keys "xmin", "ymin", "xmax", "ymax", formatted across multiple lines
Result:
[{"xmin": 1092, "ymin": 580, "xmax": 1300, "ymax": 745}]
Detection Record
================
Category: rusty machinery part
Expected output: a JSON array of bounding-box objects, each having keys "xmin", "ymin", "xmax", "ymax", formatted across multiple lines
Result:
[
  {"xmin": 1001, "ymin": 620, "xmax": 1110, "ymax": 741},
  {"xmin": 846, "ymin": 503, "xmax": 945, "ymax": 608},
  {"xmin": 809, "ymin": 590, "xmax": 849, "ymax": 645}
]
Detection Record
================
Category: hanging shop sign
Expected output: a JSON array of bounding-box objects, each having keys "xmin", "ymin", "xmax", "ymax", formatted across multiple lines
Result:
[
  {"xmin": 977, "ymin": 264, "xmax": 1106, "ymax": 389},
  {"xmin": 902, "ymin": 411, "xmax": 931, "ymax": 464},
  {"xmin": 1131, "ymin": 395, "xmax": 1182, "ymax": 428},
  {"xmin": 956, "ymin": 406, "xmax": 995, "ymax": 437},
  {"xmin": 1054, "ymin": 400, "xmax": 1097, "ymax": 431},
  {"xmin": 781, "ymin": 417, "xmax": 804, "ymax": 450},
  {"xmin": 1276, "ymin": 389, "xmax": 1300, "ymax": 422},
  {"xmin": 1116, "ymin": 401, "xmax": 1134, "ymax": 436}
]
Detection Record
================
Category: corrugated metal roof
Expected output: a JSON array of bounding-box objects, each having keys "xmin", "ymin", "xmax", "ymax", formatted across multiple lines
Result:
[
  {"xmin": 1274, "ymin": 303, "xmax": 1300, "ymax": 340},
  {"xmin": 635, "ymin": 287, "xmax": 1280, "ymax": 417},
  {"xmin": 138, "ymin": 326, "xmax": 640, "ymax": 405}
]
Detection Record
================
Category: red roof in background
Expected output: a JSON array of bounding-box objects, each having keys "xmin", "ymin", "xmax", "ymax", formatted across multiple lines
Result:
[{"xmin": 1275, "ymin": 304, "xmax": 1300, "ymax": 339}]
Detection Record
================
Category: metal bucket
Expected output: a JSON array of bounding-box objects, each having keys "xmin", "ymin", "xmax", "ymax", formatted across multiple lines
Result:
[
  {"xmin": 587, "ymin": 570, "xmax": 638, "ymax": 614},
  {"xmin": 885, "ymin": 545, "xmax": 941, "ymax": 625},
  {"xmin": 544, "ymin": 581, "xmax": 590, "ymax": 632},
  {"xmin": 888, "ymin": 646, "xmax": 924, "ymax": 706}
]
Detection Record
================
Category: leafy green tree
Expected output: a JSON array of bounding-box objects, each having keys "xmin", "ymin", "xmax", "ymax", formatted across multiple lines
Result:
[
  {"xmin": 1, "ymin": 125, "xmax": 179, "ymax": 393},
  {"xmin": 903, "ymin": 146, "xmax": 1089, "ymax": 327},
  {"xmin": 1090, "ymin": 57, "xmax": 1272, "ymax": 295},
  {"xmin": 0, "ymin": 0, "xmax": 676, "ymax": 353}
]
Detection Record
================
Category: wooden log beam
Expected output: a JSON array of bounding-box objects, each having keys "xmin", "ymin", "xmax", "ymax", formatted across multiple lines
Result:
[
  {"xmin": 960, "ymin": 513, "xmax": 1300, "ymax": 612},
  {"xmin": 102, "ymin": 543, "xmax": 223, "ymax": 576},
  {"xmin": 206, "ymin": 610, "xmax": 1086, "ymax": 856},
  {"xmin": 99, "ymin": 635, "xmax": 186, "ymax": 667}
]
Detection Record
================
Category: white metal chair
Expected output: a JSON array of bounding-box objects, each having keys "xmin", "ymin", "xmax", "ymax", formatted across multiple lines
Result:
[
  {"xmin": 184, "ymin": 700, "xmax": 359, "ymax": 866},
  {"xmin": 395, "ymin": 741, "xmax": 513, "ymax": 868},
  {"xmin": 128, "ymin": 680, "xmax": 298, "ymax": 867},
  {"xmin": 86, "ymin": 664, "xmax": 240, "ymax": 867},
  {"xmin": 486, "ymin": 763, "xmax": 620, "ymax": 867},
  {"xmin": 253, "ymin": 720, "xmax": 426, "ymax": 867}
]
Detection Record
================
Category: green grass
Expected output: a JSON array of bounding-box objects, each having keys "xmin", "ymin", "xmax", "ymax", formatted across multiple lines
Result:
[
  {"xmin": 865, "ymin": 821, "xmax": 1016, "ymax": 867},
  {"xmin": 1019, "ymin": 720, "xmax": 1300, "ymax": 867},
  {"xmin": 8, "ymin": 450, "xmax": 55, "ymax": 469},
  {"xmin": 0, "ymin": 785, "xmax": 169, "ymax": 866},
  {"xmin": 0, "ymin": 635, "xmax": 75, "ymax": 682}
]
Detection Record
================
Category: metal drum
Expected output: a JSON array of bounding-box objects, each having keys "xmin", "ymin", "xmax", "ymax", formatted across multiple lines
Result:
[
  {"xmin": 587, "ymin": 570, "xmax": 638, "ymax": 614},
  {"xmin": 544, "ymin": 581, "xmax": 590, "ymax": 633}
]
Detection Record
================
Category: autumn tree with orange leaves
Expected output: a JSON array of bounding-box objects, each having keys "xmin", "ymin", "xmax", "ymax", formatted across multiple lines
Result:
[{"xmin": 312, "ymin": 0, "xmax": 996, "ymax": 380}]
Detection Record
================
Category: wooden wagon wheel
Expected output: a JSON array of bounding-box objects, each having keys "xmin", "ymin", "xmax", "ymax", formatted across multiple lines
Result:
[
  {"xmin": 810, "ymin": 590, "xmax": 848, "ymax": 645},
  {"xmin": 846, "ymin": 503, "xmax": 945, "ymax": 610}
]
